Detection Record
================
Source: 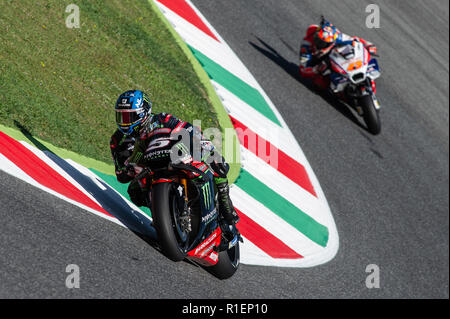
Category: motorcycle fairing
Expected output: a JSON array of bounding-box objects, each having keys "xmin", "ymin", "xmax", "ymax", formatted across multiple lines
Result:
[
  {"xmin": 367, "ymin": 58, "xmax": 380, "ymax": 80},
  {"xmin": 187, "ymin": 226, "xmax": 222, "ymax": 266}
]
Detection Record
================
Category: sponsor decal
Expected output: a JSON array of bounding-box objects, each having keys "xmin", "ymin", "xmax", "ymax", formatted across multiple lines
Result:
[
  {"xmin": 199, "ymin": 242, "xmax": 214, "ymax": 258},
  {"xmin": 201, "ymin": 181, "xmax": 212, "ymax": 208},
  {"xmin": 201, "ymin": 208, "xmax": 217, "ymax": 224},
  {"xmin": 209, "ymin": 251, "xmax": 218, "ymax": 262},
  {"xmin": 135, "ymin": 98, "xmax": 142, "ymax": 107},
  {"xmin": 194, "ymin": 231, "xmax": 218, "ymax": 255},
  {"xmin": 145, "ymin": 149, "xmax": 172, "ymax": 160}
]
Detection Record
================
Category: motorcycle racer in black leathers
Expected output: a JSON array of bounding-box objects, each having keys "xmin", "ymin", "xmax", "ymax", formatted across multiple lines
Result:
[{"xmin": 110, "ymin": 90, "xmax": 239, "ymax": 238}]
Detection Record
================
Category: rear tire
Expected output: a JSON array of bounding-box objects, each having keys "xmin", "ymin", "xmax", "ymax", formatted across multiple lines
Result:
[
  {"xmin": 360, "ymin": 95, "xmax": 381, "ymax": 135},
  {"xmin": 152, "ymin": 182, "xmax": 186, "ymax": 262}
]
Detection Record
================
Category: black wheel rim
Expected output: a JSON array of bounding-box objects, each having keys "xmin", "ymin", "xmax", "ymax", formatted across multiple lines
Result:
[{"xmin": 170, "ymin": 186, "xmax": 190, "ymax": 252}]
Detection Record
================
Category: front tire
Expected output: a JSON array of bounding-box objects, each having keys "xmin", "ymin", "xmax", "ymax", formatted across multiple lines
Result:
[
  {"xmin": 208, "ymin": 241, "xmax": 240, "ymax": 280},
  {"xmin": 360, "ymin": 95, "xmax": 381, "ymax": 135},
  {"xmin": 152, "ymin": 182, "xmax": 186, "ymax": 262}
]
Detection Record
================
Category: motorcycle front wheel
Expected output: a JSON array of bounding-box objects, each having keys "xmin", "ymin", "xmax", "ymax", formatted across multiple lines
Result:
[
  {"xmin": 360, "ymin": 95, "xmax": 381, "ymax": 135},
  {"xmin": 207, "ymin": 241, "xmax": 240, "ymax": 280},
  {"xmin": 152, "ymin": 182, "xmax": 189, "ymax": 262}
]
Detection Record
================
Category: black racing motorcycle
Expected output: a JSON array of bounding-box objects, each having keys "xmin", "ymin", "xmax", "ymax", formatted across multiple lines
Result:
[{"xmin": 132, "ymin": 138, "xmax": 240, "ymax": 279}]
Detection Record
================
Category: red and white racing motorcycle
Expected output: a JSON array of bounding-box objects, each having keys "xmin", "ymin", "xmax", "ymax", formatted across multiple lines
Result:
[{"xmin": 327, "ymin": 39, "xmax": 382, "ymax": 134}]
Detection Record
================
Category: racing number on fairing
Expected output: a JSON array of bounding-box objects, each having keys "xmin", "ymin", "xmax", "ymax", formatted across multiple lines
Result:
[
  {"xmin": 147, "ymin": 137, "xmax": 171, "ymax": 151},
  {"xmin": 347, "ymin": 60, "xmax": 363, "ymax": 71}
]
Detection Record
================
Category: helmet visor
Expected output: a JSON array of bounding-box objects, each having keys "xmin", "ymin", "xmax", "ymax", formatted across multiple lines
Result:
[
  {"xmin": 314, "ymin": 33, "xmax": 334, "ymax": 50},
  {"xmin": 115, "ymin": 108, "xmax": 143, "ymax": 126}
]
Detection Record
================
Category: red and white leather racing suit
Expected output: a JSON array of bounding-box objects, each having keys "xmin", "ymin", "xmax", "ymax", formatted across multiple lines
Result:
[{"xmin": 299, "ymin": 24, "xmax": 378, "ymax": 91}]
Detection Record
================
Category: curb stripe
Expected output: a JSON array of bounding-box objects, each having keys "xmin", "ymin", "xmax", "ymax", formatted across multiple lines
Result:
[
  {"xmin": 157, "ymin": 0, "xmax": 219, "ymax": 42},
  {"xmin": 210, "ymin": 80, "xmax": 302, "ymax": 160},
  {"xmin": 156, "ymin": 0, "xmax": 260, "ymax": 87},
  {"xmin": 20, "ymin": 143, "xmax": 104, "ymax": 208},
  {"xmin": 0, "ymin": 131, "xmax": 112, "ymax": 217},
  {"xmin": 230, "ymin": 115, "xmax": 317, "ymax": 197},
  {"xmin": 188, "ymin": 45, "xmax": 282, "ymax": 126},
  {"xmin": 239, "ymin": 148, "xmax": 329, "ymax": 226},
  {"xmin": 0, "ymin": 124, "xmax": 114, "ymax": 176},
  {"xmin": 231, "ymin": 185, "xmax": 323, "ymax": 256},
  {"xmin": 236, "ymin": 208, "xmax": 303, "ymax": 259},
  {"xmin": 90, "ymin": 168, "xmax": 153, "ymax": 218},
  {"xmin": 0, "ymin": 153, "xmax": 125, "ymax": 228},
  {"xmin": 235, "ymin": 169, "xmax": 329, "ymax": 247}
]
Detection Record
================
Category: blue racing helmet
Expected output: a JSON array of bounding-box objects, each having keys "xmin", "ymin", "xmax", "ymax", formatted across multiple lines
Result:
[{"xmin": 115, "ymin": 90, "xmax": 152, "ymax": 135}]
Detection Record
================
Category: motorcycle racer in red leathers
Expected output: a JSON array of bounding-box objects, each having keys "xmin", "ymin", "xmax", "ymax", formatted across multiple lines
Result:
[{"xmin": 299, "ymin": 16, "xmax": 378, "ymax": 92}]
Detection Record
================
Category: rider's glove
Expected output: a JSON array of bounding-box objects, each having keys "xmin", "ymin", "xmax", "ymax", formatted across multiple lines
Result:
[
  {"xmin": 363, "ymin": 41, "xmax": 378, "ymax": 56},
  {"xmin": 200, "ymin": 140, "xmax": 215, "ymax": 153},
  {"xmin": 118, "ymin": 161, "xmax": 138, "ymax": 177},
  {"xmin": 368, "ymin": 45, "xmax": 378, "ymax": 56},
  {"xmin": 316, "ymin": 60, "xmax": 330, "ymax": 76}
]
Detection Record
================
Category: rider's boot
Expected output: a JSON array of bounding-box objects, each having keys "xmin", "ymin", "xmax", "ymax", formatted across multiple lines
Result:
[
  {"xmin": 216, "ymin": 180, "xmax": 241, "ymax": 250},
  {"xmin": 127, "ymin": 179, "xmax": 149, "ymax": 207},
  {"xmin": 217, "ymin": 181, "xmax": 239, "ymax": 225}
]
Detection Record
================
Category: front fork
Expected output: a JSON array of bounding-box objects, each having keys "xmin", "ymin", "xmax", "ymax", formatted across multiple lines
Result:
[
  {"xmin": 348, "ymin": 79, "xmax": 380, "ymax": 115},
  {"xmin": 180, "ymin": 178, "xmax": 189, "ymax": 203},
  {"xmin": 176, "ymin": 178, "xmax": 192, "ymax": 233},
  {"xmin": 176, "ymin": 175, "xmax": 215, "ymax": 235}
]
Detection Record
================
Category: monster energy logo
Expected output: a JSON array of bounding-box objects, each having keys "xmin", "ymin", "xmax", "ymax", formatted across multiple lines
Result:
[
  {"xmin": 133, "ymin": 151, "xmax": 143, "ymax": 163},
  {"xmin": 201, "ymin": 182, "xmax": 212, "ymax": 209}
]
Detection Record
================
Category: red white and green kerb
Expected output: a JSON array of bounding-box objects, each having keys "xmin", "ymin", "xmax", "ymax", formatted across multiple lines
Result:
[{"xmin": 153, "ymin": 0, "xmax": 338, "ymax": 267}]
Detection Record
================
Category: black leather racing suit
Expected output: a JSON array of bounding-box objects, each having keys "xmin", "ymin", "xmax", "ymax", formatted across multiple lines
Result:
[{"xmin": 110, "ymin": 112, "xmax": 238, "ymax": 225}]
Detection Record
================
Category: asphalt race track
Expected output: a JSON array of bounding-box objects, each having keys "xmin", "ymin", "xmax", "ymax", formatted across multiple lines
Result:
[{"xmin": 0, "ymin": 0, "xmax": 448, "ymax": 298}]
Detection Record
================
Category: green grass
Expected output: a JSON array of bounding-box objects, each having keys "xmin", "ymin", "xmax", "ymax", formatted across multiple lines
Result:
[{"xmin": 0, "ymin": 0, "xmax": 220, "ymax": 164}]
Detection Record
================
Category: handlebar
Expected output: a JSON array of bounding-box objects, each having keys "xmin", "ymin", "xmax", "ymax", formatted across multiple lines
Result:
[
  {"xmin": 130, "ymin": 161, "xmax": 210, "ymax": 185},
  {"xmin": 169, "ymin": 162, "xmax": 209, "ymax": 180}
]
